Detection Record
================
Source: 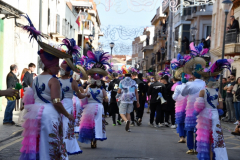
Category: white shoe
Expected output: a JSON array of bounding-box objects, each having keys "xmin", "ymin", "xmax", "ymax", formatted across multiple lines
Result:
[
  {"xmin": 128, "ymin": 129, "xmax": 131, "ymax": 132},
  {"xmin": 158, "ymin": 123, "xmax": 164, "ymax": 127},
  {"xmin": 170, "ymin": 125, "xmax": 177, "ymax": 129},
  {"xmin": 149, "ymin": 122, "xmax": 156, "ymax": 128},
  {"xmin": 164, "ymin": 122, "xmax": 169, "ymax": 127},
  {"xmin": 233, "ymin": 121, "xmax": 239, "ymax": 125}
]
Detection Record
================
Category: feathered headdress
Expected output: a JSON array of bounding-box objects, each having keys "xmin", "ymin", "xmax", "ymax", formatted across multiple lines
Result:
[
  {"xmin": 158, "ymin": 67, "xmax": 171, "ymax": 77},
  {"xmin": 21, "ymin": 14, "xmax": 71, "ymax": 59},
  {"xmin": 128, "ymin": 67, "xmax": 139, "ymax": 74},
  {"xmin": 62, "ymin": 38, "xmax": 81, "ymax": 61},
  {"xmin": 190, "ymin": 42, "xmax": 209, "ymax": 57},
  {"xmin": 197, "ymin": 59, "xmax": 233, "ymax": 78},
  {"xmin": 171, "ymin": 53, "xmax": 191, "ymax": 70},
  {"xmin": 86, "ymin": 50, "xmax": 111, "ymax": 76}
]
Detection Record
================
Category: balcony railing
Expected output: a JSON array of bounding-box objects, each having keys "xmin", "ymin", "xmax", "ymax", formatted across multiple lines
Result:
[
  {"xmin": 225, "ymin": 29, "xmax": 239, "ymax": 44},
  {"xmin": 162, "ymin": 1, "xmax": 169, "ymax": 13}
]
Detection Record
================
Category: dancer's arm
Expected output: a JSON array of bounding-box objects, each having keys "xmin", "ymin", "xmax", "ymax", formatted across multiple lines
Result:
[
  {"xmin": 172, "ymin": 86, "xmax": 180, "ymax": 101},
  {"xmin": 199, "ymin": 90, "xmax": 205, "ymax": 97},
  {"xmin": 49, "ymin": 78, "xmax": 74, "ymax": 121},
  {"xmin": 72, "ymin": 79, "xmax": 89, "ymax": 99},
  {"xmin": 218, "ymin": 93, "xmax": 223, "ymax": 109},
  {"xmin": 102, "ymin": 89, "xmax": 108, "ymax": 102}
]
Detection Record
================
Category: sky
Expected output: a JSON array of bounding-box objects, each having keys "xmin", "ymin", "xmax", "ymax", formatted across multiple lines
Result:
[{"xmin": 95, "ymin": 0, "xmax": 162, "ymax": 55}]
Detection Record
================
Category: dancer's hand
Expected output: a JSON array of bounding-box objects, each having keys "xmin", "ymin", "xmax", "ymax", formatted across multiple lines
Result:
[
  {"xmin": 86, "ymin": 94, "xmax": 90, "ymax": 98},
  {"xmin": 67, "ymin": 114, "xmax": 75, "ymax": 121}
]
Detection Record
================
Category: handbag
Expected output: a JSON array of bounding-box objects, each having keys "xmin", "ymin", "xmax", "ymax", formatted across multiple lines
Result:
[{"xmin": 235, "ymin": 85, "xmax": 240, "ymax": 101}]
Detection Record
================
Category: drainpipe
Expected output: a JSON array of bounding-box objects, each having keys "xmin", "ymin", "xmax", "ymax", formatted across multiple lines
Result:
[{"xmin": 37, "ymin": 0, "xmax": 42, "ymax": 74}]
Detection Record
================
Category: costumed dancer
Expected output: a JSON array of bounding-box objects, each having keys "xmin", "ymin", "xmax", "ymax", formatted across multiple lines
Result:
[
  {"xmin": 78, "ymin": 50, "xmax": 109, "ymax": 148},
  {"xmin": 73, "ymin": 79, "xmax": 85, "ymax": 133},
  {"xmin": 171, "ymin": 53, "xmax": 191, "ymax": 142},
  {"xmin": 181, "ymin": 42, "xmax": 209, "ymax": 154},
  {"xmin": 19, "ymin": 15, "xmax": 74, "ymax": 160},
  {"xmin": 59, "ymin": 38, "xmax": 90, "ymax": 155},
  {"xmin": 73, "ymin": 56, "xmax": 89, "ymax": 133},
  {"xmin": 194, "ymin": 59, "xmax": 232, "ymax": 160},
  {"xmin": 172, "ymin": 71, "xmax": 189, "ymax": 142}
]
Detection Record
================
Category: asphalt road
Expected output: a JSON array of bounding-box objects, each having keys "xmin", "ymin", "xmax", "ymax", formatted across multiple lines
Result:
[{"xmin": 0, "ymin": 109, "xmax": 239, "ymax": 160}]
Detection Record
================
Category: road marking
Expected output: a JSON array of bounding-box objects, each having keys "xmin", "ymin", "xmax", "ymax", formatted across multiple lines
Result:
[{"xmin": 0, "ymin": 137, "xmax": 23, "ymax": 151}]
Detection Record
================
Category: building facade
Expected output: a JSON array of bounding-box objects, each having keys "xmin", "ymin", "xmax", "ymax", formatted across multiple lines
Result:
[
  {"xmin": 0, "ymin": 0, "xmax": 102, "ymax": 110},
  {"xmin": 210, "ymin": 0, "xmax": 240, "ymax": 78}
]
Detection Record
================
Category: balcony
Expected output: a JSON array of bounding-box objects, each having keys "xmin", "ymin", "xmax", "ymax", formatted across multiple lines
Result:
[
  {"xmin": 185, "ymin": 15, "xmax": 192, "ymax": 21},
  {"xmin": 225, "ymin": 29, "xmax": 239, "ymax": 44},
  {"xmin": 153, "ymin": 36, "xmax": 157, "ymax": 44},
  {"xmin": 210, "ymin": 29, "xmax": 240, "ymax": 57}
]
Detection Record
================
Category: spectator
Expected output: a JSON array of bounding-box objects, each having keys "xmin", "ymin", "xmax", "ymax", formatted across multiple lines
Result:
[
  {"xmin": 3, "ymin": 64, "xmax": 19, "ymax": 125},
  {"xmin": 201, "ymin": 38, "xmax": 208, "ymax": 49},
  {"xmin": 182, "ymin": 36, "xmax": 190, "ymax": 54},
  {"xmin": 230, "ymin": 16, "xmax": 239, "ymax": 33},
  {"xmin": 226, "ymin": 24, "xmax": 231, "ymax": 32},
  {"xmin": 222, "ymin": 78, "xmax": 228, "ymax": 118},
  {"xmin": 232, "ymin": 77, "xmax": 240, "ymax": 125},
  {"xmin": 224, "ymin": 74, "xmax": 236, "ymax": 122},
  {"xmin": 22, "ymin": 63, "xmax": 36, "ymax": 88},
  {"xmin": 227, "ymin": 76, "xmax": 231, "ymax": 83},
  {"xmin": 205, "ymin": 35, "xmax": 211, "ymax": 49}
]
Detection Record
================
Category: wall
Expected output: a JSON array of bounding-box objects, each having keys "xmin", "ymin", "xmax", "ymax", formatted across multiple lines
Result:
[
  {"xmin": 0, "ymin": 19, "xmax": 4, "ymax": 111},
  {"xmin": 0, "ymin": 0, "xmax": 40, "ymax": 108}
]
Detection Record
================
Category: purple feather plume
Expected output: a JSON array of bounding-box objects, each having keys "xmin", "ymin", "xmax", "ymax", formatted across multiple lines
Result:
[
  {"xmin": 21, "ymin": 14, "xmax": 43, "ymax": 42},
  {"xmin": 210, "ymin": 59, "xmax": 233, "ymax": 73},
  {"xmin": 61, "ymin": 38, "xmax": 81, "ymax": 58}
]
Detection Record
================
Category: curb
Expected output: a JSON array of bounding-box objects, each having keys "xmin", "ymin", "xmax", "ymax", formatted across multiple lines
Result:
[{"xmin": 0, "ymin": 129, "xmax": 23, "ymax": 143}]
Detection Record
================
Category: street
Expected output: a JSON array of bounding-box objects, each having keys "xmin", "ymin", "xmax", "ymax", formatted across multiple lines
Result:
[{"xmin": 0, "ymin": 109, "xmax": 239, "ymax": 160}]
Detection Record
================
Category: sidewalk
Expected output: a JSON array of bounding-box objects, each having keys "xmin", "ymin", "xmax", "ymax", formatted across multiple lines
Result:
[{"xmin": 0, "ymin": 108, "xmax": 23, "ymax": 142}]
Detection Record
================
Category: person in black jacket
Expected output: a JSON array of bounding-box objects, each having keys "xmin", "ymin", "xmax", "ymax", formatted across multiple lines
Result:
[
  {"xmin": 161, "ymin": 77, "xmax": 179, "ymax": 129},
  {"xmin": 22, "ymin": 63, "xmax": 36, "ymax": 88},
  {"xmin": 130, "ymin": 72, "xmax": 145, "ymax": 126},
  {"xmin": 230, "ymin": 16, "xmax": 239, "ymax": 33},
  {"xmin": 160, "ymin": 76, "xmax": 176, "ymax": 128},
  {"xmin": 148, "ymin": 75, "xmax": 167, "ymax": 127},
  {"xmin": 101, "ymin": 80, "xmax": 109, "ymax": 125},
  {"xmin": 3, "ymin": 64, "xmax": 19, "ymax": 125},
  {"xmin": 108, "ymin": 73, "xmax": 121, "ymax": 126},
  {"xmin": 136, "ymin": 73, "xmax": 147, "ymax": 125}
]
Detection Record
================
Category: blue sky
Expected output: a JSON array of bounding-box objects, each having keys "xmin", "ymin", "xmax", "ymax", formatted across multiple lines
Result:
[{"xmin": 96, "ymin": 0, "xmax": 161, "ymax": 55}]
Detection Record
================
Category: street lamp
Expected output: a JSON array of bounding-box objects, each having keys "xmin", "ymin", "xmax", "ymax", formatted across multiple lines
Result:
[
  {"xmin": 190, "ymin": 27, "xmax": 198, "ymax": 44},
  {"xmin": 219, "ymin": 0, "xmax": 233, "ymax": 97},
  {"xmin": 109, "ymin": 42, "xmax": 115, "ymax": 63},
  {"xmin": 80, "ymin": 12, "xmax": 88, "ymax": 56}
]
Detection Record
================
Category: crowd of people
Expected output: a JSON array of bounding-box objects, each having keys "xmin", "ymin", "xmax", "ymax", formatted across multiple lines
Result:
[{"xmin": 0, "ymin": 15, "xmax": 240, "ymax": 160}]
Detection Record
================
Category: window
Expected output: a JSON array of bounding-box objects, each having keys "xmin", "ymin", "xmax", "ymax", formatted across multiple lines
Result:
[
  {"xmin": 62, "ymin": 19, "xmax": 65, "ymax": 36},
  {"xmin": 56, "ymin": 14, "xmax": 60, "ymax": 33},
  {"xmin": 48, "ymin": 8, "xmax": 50, "ymax": 26},
  {"xmin": 206, "ymin": 26, "xmax": 211, "ymax": 38}
]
